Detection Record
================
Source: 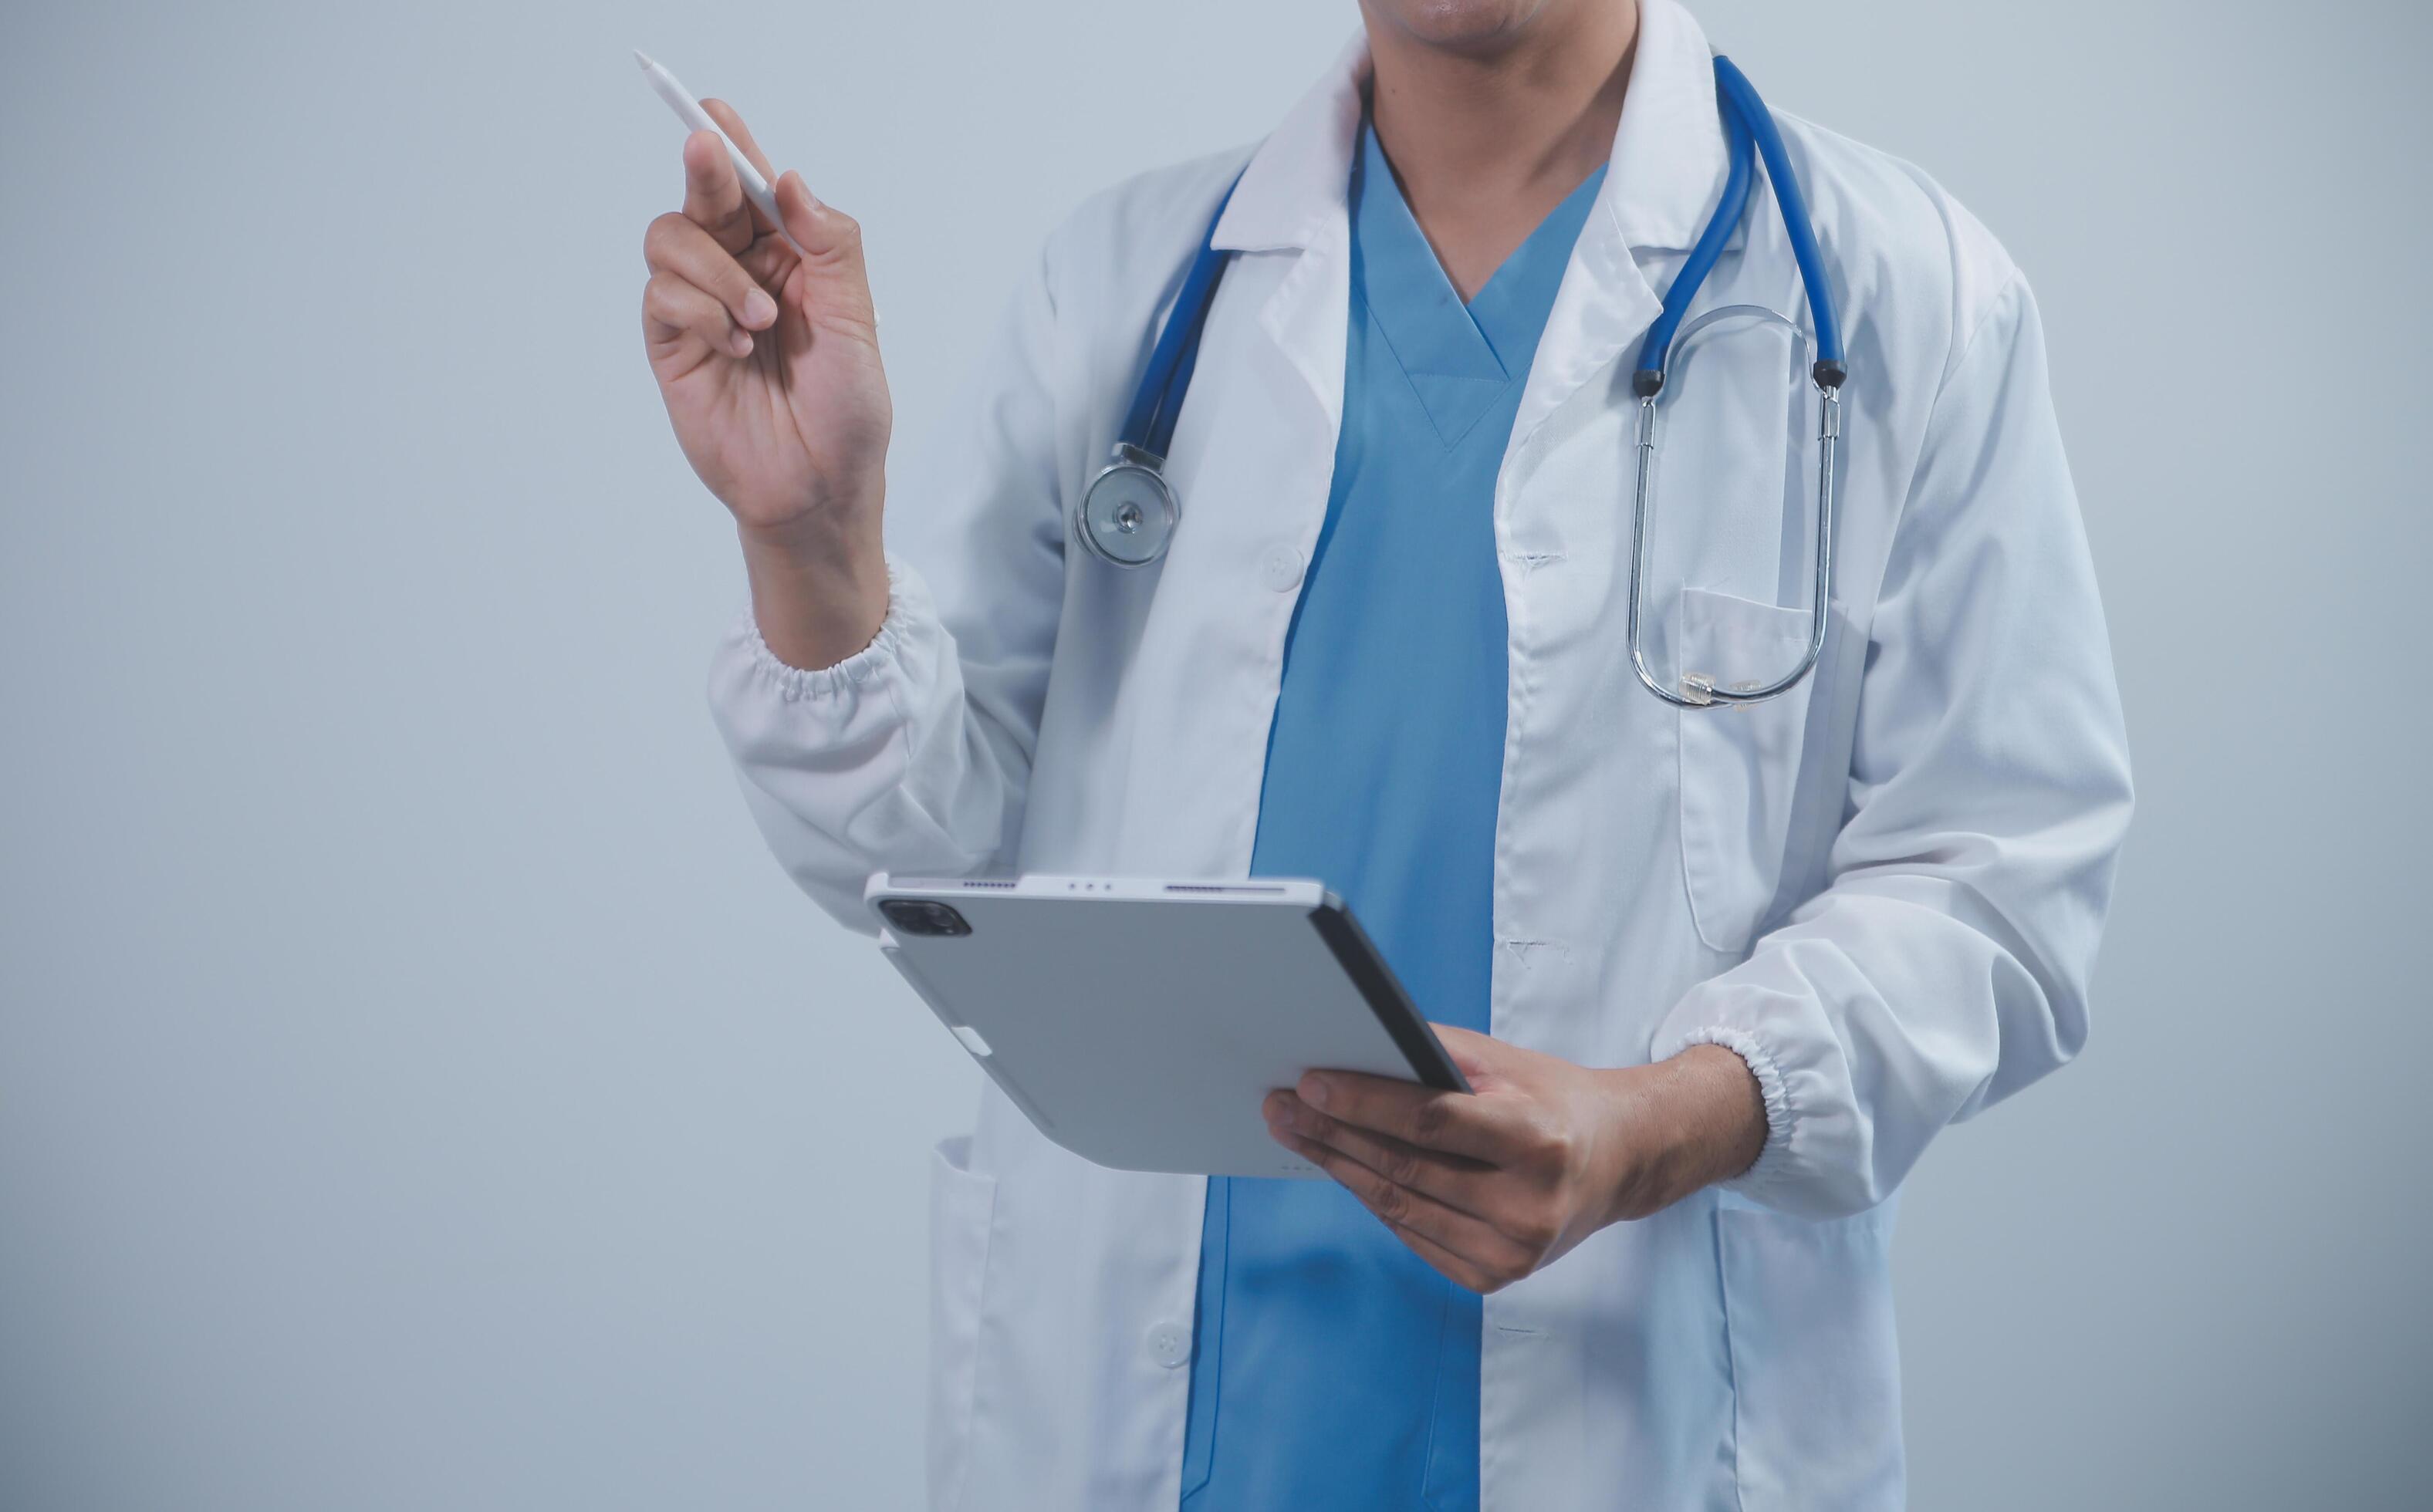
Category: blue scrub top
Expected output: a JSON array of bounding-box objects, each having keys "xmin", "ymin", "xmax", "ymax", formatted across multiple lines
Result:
[{"xmin": 1178, "ymin": 123, "xmax": 1607, "ymax": 1510}]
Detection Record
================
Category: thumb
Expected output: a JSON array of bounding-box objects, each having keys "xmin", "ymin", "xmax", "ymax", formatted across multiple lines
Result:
[
  {"xmin": 774, "ymin": 170, "xmax": 877, "ymax": 332},
  {"xmin": 1434, "ymin": 1024, "xmax": 1501, "ymax": 1087}
]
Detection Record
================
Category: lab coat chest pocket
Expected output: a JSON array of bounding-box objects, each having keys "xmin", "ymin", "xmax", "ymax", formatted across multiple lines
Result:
[
  {"xmin": 927, "ymin": 1135, "xmax": 998, "ymax": 1512},
  {"xmin": 1676, "ymin": 588, "xmax": 1817, "ymax": 953},
  {"xmin": 1714, "ymin": 1191, "xmax": 1904, "ymax": 1509}
]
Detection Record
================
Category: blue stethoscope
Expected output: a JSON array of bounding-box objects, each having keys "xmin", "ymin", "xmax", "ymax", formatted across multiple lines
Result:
[{"xmin": 1076, "ymin": 54, "xmax": 1844, "ymax": 708}]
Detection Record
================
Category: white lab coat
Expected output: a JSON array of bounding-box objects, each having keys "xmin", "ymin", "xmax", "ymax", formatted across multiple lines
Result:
[{"xmin": 708, "ymin": 2, "xmax": 2132, "ymax": 1506}]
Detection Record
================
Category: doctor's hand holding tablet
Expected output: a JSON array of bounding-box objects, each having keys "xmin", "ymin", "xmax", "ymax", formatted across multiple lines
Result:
[
  {"xmin": 634, "ymin": 53, "xmax": 1768, "ymax": 1295},
  {"xmin": 1262, "ymin": 1022, "xmax": 1769, "ymax": 1288}
]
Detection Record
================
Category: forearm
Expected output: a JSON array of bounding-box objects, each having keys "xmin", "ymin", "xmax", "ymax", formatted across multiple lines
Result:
[{"xmin": 738, "ymin": 505, "xmax": 890, "ymax": 671}]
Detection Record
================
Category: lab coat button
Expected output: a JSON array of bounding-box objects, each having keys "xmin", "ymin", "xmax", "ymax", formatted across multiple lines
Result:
[
  {"xmin": 1144, "ymin": 1318, "xmax": 1191, "ymax": 1369},
  {"xmin": 1260, "ymin": 545, "xmax": 1305, "ymax": 592}
]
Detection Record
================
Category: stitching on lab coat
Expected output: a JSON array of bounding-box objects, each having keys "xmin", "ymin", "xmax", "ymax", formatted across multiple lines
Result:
[
  {"xmin": 1766, "ymin": 598, "xmax": 1855, "ymax": 939},
  {"xmin": 1710, "ymin": 1200, "xmax": 1752, "ymax": 1512},
  {"xmin": 1489, "ymin": 466, "xmax": 1539, "ymax": 1059},
  {"xmin": 1499, "ymin": 550, "xmax": 1566, "ymax": 577},
  {"xmin": 1888, "ymin": 268, "xmax": 2027, "ymax": 551},
  {"xmin": 1416, "ymin": 1277, "xmax": 1462, "ymax": 1510},
  {"xmin": 1495, "ymin": 937, "xmax": 1564, "ymax": 968},
  {"xmin": 1481, "ymin": 472, "xmax": 1541, "ymax": 1512},
  {"xmin": 930, "ymin": 1145, "xmax": 999, "ymax": 1512}
]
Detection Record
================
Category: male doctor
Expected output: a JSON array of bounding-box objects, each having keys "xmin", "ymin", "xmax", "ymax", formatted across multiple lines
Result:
[{"xmin": 640, "ymin": 0, "xmax": 2131, "ymax": 1505}]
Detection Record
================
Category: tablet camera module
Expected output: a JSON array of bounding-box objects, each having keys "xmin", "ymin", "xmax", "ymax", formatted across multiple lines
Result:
[{"xmin": 878, "ymin": 899, "xmax": 973, "ymax": 937}]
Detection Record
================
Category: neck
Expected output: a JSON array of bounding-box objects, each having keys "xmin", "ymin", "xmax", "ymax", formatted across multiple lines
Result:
[{"xmin": 1360, "ymin": 0, "xmax": 1640, "ymax": 265}]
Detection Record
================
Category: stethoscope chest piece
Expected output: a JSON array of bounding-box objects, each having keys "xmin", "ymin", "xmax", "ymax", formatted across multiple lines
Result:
[{"xmin": 1076, "ymin": 443, "xmax": 1181, "ymax": 567}]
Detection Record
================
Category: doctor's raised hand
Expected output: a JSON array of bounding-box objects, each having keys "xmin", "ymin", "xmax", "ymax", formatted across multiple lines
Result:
[{"xmin": 640, "ymin": 103, "xmax": 892, "ymax": 672}]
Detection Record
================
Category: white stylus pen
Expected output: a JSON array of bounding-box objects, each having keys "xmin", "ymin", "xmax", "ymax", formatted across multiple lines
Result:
[{"xmin": 634, "ymin": 49, "xmax": 808, "ymax": 255}]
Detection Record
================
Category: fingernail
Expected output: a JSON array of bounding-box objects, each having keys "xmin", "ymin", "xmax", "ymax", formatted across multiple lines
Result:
[
  {"xmin": 731, "ymin": 331, "xmax": 753, "ymax": 358},
  {"xmin": 743, "ymin": 289, "xmax": 776, "ymax": 328},
  {"xmin": 1301, "ymin": 1076, "xmax": 1330, "ymax": 1110}
]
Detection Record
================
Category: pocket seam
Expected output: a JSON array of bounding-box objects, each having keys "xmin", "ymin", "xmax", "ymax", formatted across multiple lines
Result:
[
  {"xmin": 1712, "ymin": 1201, "xmax": 1905, "ymax": 1510},
  {"xmin": 1674, "ymin": 588, "xmax": 1819, "ymax": 955},
  {"xmin": 1712, "ymin": 1198, "xmax": 1752, "ymax": 1512},
  {"xmin": 928, "ymin": 1137, "xmax": 998, "ymax": 1512}
]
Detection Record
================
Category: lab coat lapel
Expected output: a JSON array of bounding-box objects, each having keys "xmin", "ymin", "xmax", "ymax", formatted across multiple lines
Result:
[
  {"xmin": 1209, "ymin": 34, "xmax": 1366, "ymax": 440},
  {"xmin": 1507, "ymin": 0, "xmax": 1730, "ymax": 457},
  {"xmin": 1206, "ymin": 2, "xmax": 1732, "ymax": 477}
]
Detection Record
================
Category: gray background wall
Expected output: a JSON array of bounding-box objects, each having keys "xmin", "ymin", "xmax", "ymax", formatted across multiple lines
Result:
[{"xmin": 2, "ymin": 1, "xmax": 2424, "ymax": 1506}]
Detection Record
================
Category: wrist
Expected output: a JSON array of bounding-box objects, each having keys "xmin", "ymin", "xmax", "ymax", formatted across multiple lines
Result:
[
  {"xmin": 1666, "ymin": 1043, "xmax": 1769, "ymax": 1190},
  {"xmin": 738, "ymin": 510, "xmax": 890, "ymax": 672},
  {"xmin": 1593, "ymin": 1045, "xmax": 1769, "ymax": 1223}
]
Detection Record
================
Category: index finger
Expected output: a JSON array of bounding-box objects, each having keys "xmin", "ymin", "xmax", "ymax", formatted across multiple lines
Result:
[
  {"xmin": 701, "ymin": 99, "xmax": 783, "ymax": 238},
  {"xmin": 1296, "ymin": 1068, "xmax": 1526, "ymax": 1163},
  {"xmin": 700, "ymin": 99, "xmax": 777, "ymax": 184},
  {"xmin": 681, "ymin": 130, "xmax": 755, "ymax": 254}
]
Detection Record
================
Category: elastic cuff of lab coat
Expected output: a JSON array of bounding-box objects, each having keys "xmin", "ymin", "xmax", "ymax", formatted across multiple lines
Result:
[
  {"xmin": 735, "ymin": 558, "xmax": 911, "ymax": 701},
  {"xmin": 1666, "ymin": 1024, "xmax": 1796, "ymax": 1195}
]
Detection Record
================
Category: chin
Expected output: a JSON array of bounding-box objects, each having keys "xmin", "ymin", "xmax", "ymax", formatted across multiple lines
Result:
[{"xmin": 1364, "ymin": 0, "xmax": 1566, "ymax": 51}]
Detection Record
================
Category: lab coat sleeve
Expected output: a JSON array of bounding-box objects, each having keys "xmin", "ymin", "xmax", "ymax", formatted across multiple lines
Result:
[
  {"xmin": 1652, "ymin": 275, "xmax": 2134, "ymax": 1220},
  {"xmin": 705, "ymin": 243, "xmax": 1068, "ymax": 934}
]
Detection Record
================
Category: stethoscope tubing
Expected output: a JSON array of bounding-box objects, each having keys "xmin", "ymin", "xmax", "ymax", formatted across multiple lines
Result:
[
  {"xmin": 1083, "ymin": 55, "xmax": 1847, "ymax": 712},
  {"xmin": 1626, "ymin": 56, "xmax": 1845, "ymax": 708},
  {"xmin": 1627, "ymin": 375, "xmax": 1839, "ymax": 708},
  {"xmin": 1118, "ymin": 181, "xmax": 1243, "ymax": 461}
]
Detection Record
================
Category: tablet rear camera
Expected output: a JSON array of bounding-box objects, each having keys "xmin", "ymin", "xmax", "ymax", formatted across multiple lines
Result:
[{"xmin": 879, "ymin": 899, "xmax": 972, "ymax": 937}]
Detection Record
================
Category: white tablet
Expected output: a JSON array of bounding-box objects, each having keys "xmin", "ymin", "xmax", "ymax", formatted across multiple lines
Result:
[{"xmin": 867, "ymin": 874, "xmax": 1470, "ymax": 1179}]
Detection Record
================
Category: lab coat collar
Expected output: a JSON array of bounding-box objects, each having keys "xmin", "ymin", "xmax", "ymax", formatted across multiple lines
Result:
[
  {"xmin": 1601, "ymin": 0, "xmax": 1730, "ymax": 256},
  {"xmin": 1509, "ymin": 0, "xmax": 1730, "ymax": 454},
  {"xmin": 1210, "ymin": 0, "xmax": 1729, "ymax": 454},
  {"xmin": 1211, "ymin": 0, "xmax": 1728, "ymax": 260},
  {"xmin": 1210, "ymin": 32, "xmax": 1367, "ymax": 257}
]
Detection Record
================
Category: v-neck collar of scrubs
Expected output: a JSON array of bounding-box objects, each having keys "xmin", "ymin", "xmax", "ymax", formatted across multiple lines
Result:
[{"xmin": 1350, "ymin": 121, "xmax": 1610, "ymax": 446}]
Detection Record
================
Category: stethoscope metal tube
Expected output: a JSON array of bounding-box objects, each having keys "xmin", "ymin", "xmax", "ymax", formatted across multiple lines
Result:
[
  {"xmin": 1627, "ymin": 379, "xmax": 1839, "ymax": 707},
  {"xmin": 1622, "ymin": 52, "xmax": 1847, "ymax": 709}
]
